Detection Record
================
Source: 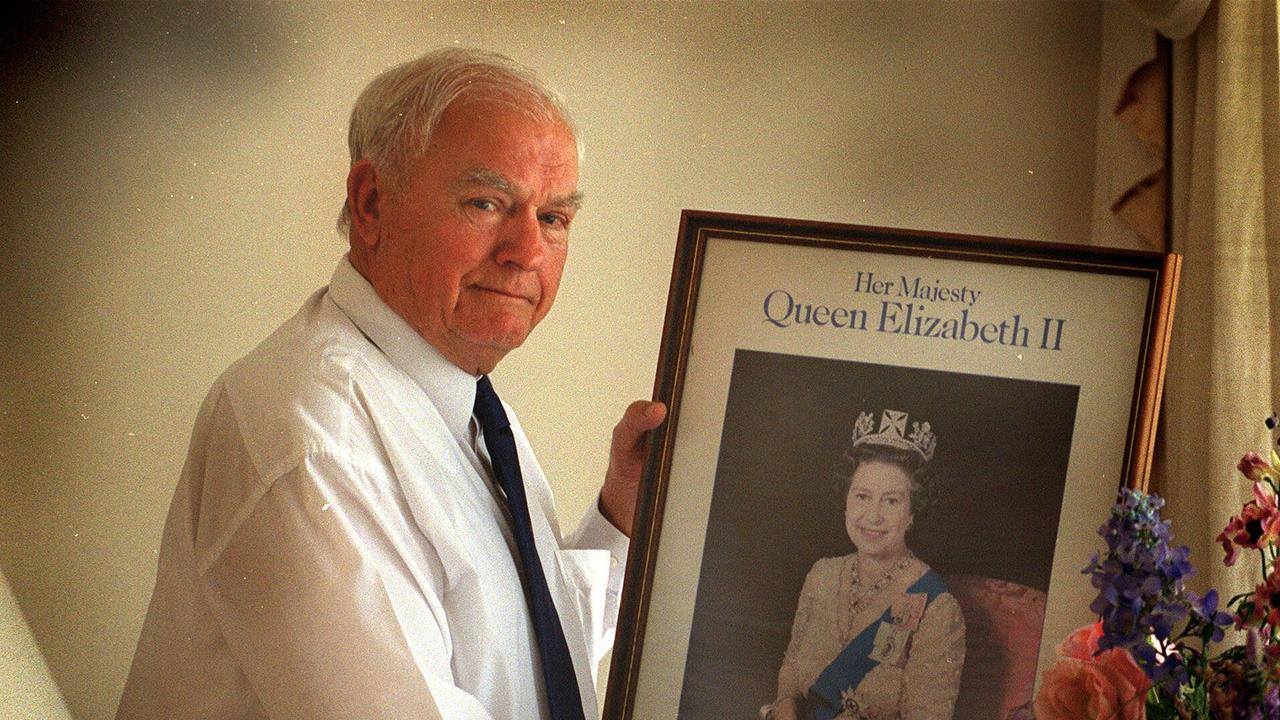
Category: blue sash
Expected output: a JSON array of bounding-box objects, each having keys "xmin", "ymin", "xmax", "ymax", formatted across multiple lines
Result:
[{"xmin": 806, "ymin": 570, "xmax": 946, "ymax": 720}]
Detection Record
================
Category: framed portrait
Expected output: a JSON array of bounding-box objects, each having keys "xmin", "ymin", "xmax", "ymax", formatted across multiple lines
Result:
[{"xmin": 603, "ymin": 211, "xmax": 1180, "ymax": 720}]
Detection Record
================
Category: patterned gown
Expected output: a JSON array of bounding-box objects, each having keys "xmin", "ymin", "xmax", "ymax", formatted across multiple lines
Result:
[{"xmin": 774, "ymin": 553, "xmax": 966, "ymax": 720}]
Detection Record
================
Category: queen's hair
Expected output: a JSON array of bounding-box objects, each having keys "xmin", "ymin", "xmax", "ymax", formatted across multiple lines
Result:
[
  {"xmin": 834, "ymin": 442, "xmax": 938, "ymax": 521},
  {"xmin": 336, "ymin": 47, "xmax": 579, "ymax": 235}
]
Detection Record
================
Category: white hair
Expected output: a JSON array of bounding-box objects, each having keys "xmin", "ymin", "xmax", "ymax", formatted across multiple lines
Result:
[{"xmin": 337, "ymin": 47, "xmax": 578, "ymax": 235}]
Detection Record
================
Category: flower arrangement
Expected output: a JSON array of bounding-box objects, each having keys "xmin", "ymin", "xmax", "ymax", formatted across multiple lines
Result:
[{"xmin": 1034, "ymin": 412, "xmax": 1280, "ymax": 719}]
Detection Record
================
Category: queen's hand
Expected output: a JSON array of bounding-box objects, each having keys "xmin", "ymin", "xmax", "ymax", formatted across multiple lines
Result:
[{"xmin": 761, "ymin": 696, "xmax": 799, "ymax": 720}]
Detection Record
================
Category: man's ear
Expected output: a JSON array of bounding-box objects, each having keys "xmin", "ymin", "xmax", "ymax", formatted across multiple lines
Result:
[{"xmin": 346, "ymin": 159, "xmax": 382, "ymax": 248}]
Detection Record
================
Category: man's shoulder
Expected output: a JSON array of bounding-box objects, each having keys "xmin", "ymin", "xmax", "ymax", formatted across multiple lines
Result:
[
  {"xmin": 180, "ymin": 289, "xmax": 432, "ymax": 566},
  {"xmin": 208, "ymin": 289, "xmax": 398, "ymax": 479}
]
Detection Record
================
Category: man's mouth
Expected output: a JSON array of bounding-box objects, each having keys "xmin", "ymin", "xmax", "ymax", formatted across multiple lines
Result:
[{"xmin": 474, "ymin": 285, "xmax": 534, "ymax": 303}]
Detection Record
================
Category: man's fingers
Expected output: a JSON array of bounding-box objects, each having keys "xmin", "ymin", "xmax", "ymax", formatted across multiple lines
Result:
[
  {"xmin": 614, "ymin": 400, "xmax": 668, "ymax": 447},
  {"xmin": 602, "ymin": 400, "xmax": 666, "ymax": 536}
]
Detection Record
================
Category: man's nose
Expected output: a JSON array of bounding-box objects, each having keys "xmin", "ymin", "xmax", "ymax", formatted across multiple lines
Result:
[{"xmin": 495, "ymin": 210, "xmax": 545, "ymax": 269}]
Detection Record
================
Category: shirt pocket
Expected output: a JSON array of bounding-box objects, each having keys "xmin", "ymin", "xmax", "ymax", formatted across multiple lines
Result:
[{"xmin": 554, "ymin": 548, "xmax": 610, "ymax": 667}]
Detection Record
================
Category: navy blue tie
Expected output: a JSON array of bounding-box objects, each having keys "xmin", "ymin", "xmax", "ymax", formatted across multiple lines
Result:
[{"xmin": 473, "ymin": 375, "xmax": 585, "ymax": 720}]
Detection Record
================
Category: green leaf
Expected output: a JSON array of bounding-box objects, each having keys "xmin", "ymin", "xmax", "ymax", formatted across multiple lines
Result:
[
  {"xmin": 1145, "ymin": 687, "xmax": 1180, "ymax": 720},
  {"xmin": 1144, "ymin": 698, "xmax": 1179, "ymax": 720}
]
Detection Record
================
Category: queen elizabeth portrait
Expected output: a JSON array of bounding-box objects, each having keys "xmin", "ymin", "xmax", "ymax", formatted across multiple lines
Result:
[{"xmin": 763, "ymin": 409, "xmax": 967, "ymax": 720}]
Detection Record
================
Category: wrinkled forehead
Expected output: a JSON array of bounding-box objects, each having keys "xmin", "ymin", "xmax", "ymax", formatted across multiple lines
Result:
[{"xmin": 456, "ymin": 167, "xmax": 584, "ymax": 209}]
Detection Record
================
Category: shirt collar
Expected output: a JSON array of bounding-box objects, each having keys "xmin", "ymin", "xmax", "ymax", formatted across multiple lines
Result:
[{"xmin": 328, "ymin": 256, "xmax": 478, "ymax": 446}]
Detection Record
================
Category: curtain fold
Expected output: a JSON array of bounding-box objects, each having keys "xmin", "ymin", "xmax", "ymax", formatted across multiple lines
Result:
[
  {"xmin": 1155, "ymin": 0, "xmax": 1280, "ymax": 602},
  {"xmin": 1127, "ymin": 0, "xmax": 1214, "ymax": 39},
  {"xmin": 1092, "ymin": 4, "xmax": 1165, "ymax": 250}
]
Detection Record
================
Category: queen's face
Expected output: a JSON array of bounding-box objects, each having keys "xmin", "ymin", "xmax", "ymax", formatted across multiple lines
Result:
[{"xmin": 844, "ymin": 460, "xmax": 914, "ymax": 562}]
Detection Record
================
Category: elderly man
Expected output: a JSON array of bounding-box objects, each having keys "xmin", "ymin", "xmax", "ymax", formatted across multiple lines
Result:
[{"xmin": 117, "ymin": 48, "xmax": 664, "ymax": 720}]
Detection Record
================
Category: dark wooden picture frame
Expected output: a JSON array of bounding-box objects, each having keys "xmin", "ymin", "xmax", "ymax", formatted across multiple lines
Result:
[{"xmin": 604, "ymin": 211, "xmax": 1180, "ymax": 719}]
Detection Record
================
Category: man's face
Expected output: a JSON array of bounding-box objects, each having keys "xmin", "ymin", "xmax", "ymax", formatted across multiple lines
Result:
[{"xmin": 367, "ymin": 97, "xmax": 580, "ymax": 374}]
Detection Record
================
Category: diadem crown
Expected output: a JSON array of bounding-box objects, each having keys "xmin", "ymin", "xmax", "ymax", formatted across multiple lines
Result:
[{"xmin": 851, "ymin": 409, "xmax": 936, "ymax": 462}]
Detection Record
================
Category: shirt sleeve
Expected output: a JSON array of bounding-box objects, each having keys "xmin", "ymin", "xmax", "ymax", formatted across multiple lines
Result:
[
  {"xmin": 563, "ymin": 498, "xmax": 629, "ymax": 636},
  {"xmin": 898, "ymin": 591, "xmax": 967, "ymax": 719},
  {"xmin": 197, "ymin": 450, "xmax": 496, "ymax": 720}
]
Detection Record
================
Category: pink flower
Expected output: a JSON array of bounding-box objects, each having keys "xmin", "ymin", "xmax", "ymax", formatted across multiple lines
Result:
[
  {"xmin": 1241, "ymin": 568, "xmax": 1280, "ymax": 628},
  {"xmin": 1217, "ymin": 482, "xmax": 1280, "ymax": 566},
  {"xmin": 1035, "ymin": 624, "xmax": 1150, "ymax": 720},
  {"xmin": 1239, "ymin": 452, "xmax": 1275, "ymax": 482}
]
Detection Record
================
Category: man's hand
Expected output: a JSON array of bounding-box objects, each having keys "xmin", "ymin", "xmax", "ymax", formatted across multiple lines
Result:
[{"xmin": 599, "ymin": 400, "xmax": 667, "ymax": 537}]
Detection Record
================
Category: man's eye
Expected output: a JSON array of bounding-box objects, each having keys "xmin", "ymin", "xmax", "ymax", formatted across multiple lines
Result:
[
  {"xmin": 539, "ymin": 213, "xmax": 568, "ymax": 228},
  {"xmin": 468, "ymin": 199, "xmax": 497, "ymax": 211}
]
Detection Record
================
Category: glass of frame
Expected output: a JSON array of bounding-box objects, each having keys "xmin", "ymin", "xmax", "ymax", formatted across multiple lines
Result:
[{"xmin": 603, "ymin": 211, "xmax": 1180, "ymax": 720}]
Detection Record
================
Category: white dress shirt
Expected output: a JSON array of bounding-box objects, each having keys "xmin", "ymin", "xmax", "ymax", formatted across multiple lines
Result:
[{"xmin": 117, "ymin": 258, "xmax": 627, "ymax": 720}]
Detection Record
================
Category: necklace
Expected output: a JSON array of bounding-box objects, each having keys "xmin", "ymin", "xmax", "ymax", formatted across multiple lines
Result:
[{"xmin": 841, "ymin": 552, "xmax": 916, "ymax": 641}]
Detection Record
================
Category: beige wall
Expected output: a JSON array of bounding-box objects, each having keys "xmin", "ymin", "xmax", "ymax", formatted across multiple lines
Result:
[{"xmin": 0, "ymin": 2, "xmax": 1103, "ymax": 718}]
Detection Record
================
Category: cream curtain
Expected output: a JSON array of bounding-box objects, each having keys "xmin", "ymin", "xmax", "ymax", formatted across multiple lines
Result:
[
  {"xmin": 1092, "ymin": 3, "xmax": 1167, "ymax": 250},
  {"xmin": 1152, "ymin": 0, "xmax": 1280, "ymax": 602}
]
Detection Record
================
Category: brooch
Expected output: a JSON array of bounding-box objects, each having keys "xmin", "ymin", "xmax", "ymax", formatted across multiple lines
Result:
[
  {"xmin": 837, "ymin": 687, "xmax": 870, "ymax": 719},
  {"xmin": 870, "ymin": 622, "xmax": 909, "ymax": 665},
  {"xmin": 891, "ymin": 592, "xmax": 927, "ymax": 632}
]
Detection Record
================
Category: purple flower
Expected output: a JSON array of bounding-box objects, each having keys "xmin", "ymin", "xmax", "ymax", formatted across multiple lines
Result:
[
  {"xmin": 1185, "ymin": 589, "xmax": 1234, "ymax": 644},
  {"xmin": 1083, "ymin": 488, "xmax": 1195, "ymax": 683},
  {"xmin": 1243, "ymin": 685, "xmax": 1280, "ymax": 720},
  {"xmin": 1247, "ymin": 627, "xmax": 1262, "ymax": 663}
]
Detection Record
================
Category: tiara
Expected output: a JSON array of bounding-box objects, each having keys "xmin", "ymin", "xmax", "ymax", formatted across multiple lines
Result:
[{"xmin": 851, "ymin": 409, "xmax": 936, "ymax": 462}]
